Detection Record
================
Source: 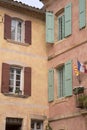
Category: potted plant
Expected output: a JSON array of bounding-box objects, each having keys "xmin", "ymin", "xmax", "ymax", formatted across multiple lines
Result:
[
  {"xmin": 76, "ymin": 94, "xmax": 87, "ymax": 108},
  {"xmin": 15, "ymin": 87, "xmax": 22, "ymax": 95},
  {"xmin": 73, "ymin": 87, "xmax": 84, "ymax": 95}
]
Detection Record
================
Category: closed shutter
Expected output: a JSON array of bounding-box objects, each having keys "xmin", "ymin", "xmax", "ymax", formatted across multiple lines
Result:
[
  {"xmin": 46, "ymin": 12, "xmax": 54, "ymax": 43},
  {"xmin": 25, "ymin": 21, "xmax": 32, "ymax": 44},
  {"xmin": 1, "ymin": 63, "xmax": 10, "ymax": 93},
  {"xmin": 4, "ymin": 14, "xmax": 11, "ymax": 39},
  {"xmin": 65, "ymin": 60, "xmax": 72, "ymax": 97},
  {"xmin": 48, "ymin": 69, "xmax": 54, "ymax": 102},
  {"xmin": 79, "ymin": 0, "xmax": 86, "ymax": 29},
  {"xmin": 65, "ymin": 3, "xmax": 72, "ymax": 37},
  {"xmin": 24, "ymin": 67, "xmax": 31, "ymax": 96}
]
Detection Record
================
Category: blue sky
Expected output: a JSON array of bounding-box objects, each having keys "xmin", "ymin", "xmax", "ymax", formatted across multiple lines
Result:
[{"xmin": 15, "ymin": 0, "xmax": 43, "ymax": 9}]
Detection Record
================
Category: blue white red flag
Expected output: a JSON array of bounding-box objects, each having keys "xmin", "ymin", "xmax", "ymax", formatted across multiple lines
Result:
[{"xmin": 77, "ymin": 60, "xmax": 87, "ymax": 73}]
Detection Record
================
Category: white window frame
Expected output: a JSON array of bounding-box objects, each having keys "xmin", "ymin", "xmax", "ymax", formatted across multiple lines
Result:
[
  {"xmin": 11, "ymin": 19, "xmax": 24, "ymax": 43},
  {"xmin": 31, "ymin": 120, "xmax": 43, "ymax": 130},
  {"xmin": 9, "ymin": 66, "xmax": 24, "ymax": 94}
]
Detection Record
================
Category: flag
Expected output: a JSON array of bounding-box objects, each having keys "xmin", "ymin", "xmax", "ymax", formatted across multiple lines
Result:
[
  {"xmin": 73, "ymin": 64, "xmax": 80, "ymax": 76},
  {"xmin": 77, "ymin": 60, "xmax": 87, "ymax": 73}
]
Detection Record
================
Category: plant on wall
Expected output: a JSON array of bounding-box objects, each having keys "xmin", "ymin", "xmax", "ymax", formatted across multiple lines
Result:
[
  {"xmin": 73, "ymin": 87, "xmax": 84, "ymax": 95},
  {"xmin": 45, "ymin": 123, "xmax": 52, "ymax": 130}
]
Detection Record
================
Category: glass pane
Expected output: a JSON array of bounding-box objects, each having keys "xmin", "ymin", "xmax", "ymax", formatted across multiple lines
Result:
[
  {"xmin": 16, "ymin": 69, "xmax": 21, "ymax": 74},
  {"xmin": 10, "ymin": 73, "xmax": 14, "ymax": 79},
  {"xmin": 9, "ymin": 80, "xmax": 14, "ymax": 86},
  {"xmin": 17, "ymin": 21, "xmax": 22, "ymax": 42},
  {"xmin": 9, "ymin": 87, "xmax": 13, "ymax": 92},
  {"xmin": 10, "ymin": 68, "xmax": 14, "ymax": 73},
  {"xmin": 16, "ymin": 81, "xmax": 20, "ymax": 86},
  {"xmin": 11, "ymin": 20, "xmax": 16, "ymax": 40},
  {"xmin": 16, "ymin": 75, "xmax": 20, "ymax": 80}
]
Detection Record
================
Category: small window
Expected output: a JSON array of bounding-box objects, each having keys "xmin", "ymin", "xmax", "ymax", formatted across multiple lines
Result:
[
  {"xmin": 9, "ymin": 66, "xmax": 23, "ymax": 94},
  {"xmin": 11, "ymin": 19, "xmax": 23, "ymax": 42},
  {"xmin": 6, "ymin": 117, "xmax": 23, "ymax": 130},
  {"xmin": 58, "ymin": 66, "xmax": 65, "ymax": 98},
  {"xmin": 58, "ymin": 13, "xmax": 65, "ymax": 40},
  {"xmin": 31, "ymin": 120, "xmax": 43, "ymax": 130}
]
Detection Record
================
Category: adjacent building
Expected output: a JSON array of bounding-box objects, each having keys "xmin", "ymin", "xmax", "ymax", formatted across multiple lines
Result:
[
  {"xmin": 41, "ymin": 0, "xmax": 87, "ymax": 130},
  {"xmin": 0, "ymin": 0, "xmax": 48, "ymax": 130}
]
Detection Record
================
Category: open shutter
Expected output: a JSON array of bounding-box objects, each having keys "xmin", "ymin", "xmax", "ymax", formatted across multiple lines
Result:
[
  {"xmin": 65, "ymin": 3, "xmax": 72, "ymax": 37},
  {"xmin": 25, "ymin": 21, "xmax": 32, "ymax": 44},
  {"xmin": 46, "ymin": 12, "xmax": 54, "ymax": 43},
  {"xmin": 24, "ymin": 67, "xmax": 31, "ymax": 96},
  {"xmin": 65, "ymin": 60, "xmax": 72, "ymax": 97},
  {"xmin": 1, "ymin": 63, "xmax": 10, "ymax": 93},
  {"xmin": 48, "ymin": 69, "xmax": 54, "ymax": 102},
  {"xmin": 79, "ymin": 0, "xmax": 86, "ymax": 29},
  {"xmin": 4, "ymin": 14, "xmax": 11, "ymax": 39}
]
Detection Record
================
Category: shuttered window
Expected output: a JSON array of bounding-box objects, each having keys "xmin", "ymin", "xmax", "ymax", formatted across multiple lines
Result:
[
  {"xmin": 58, "ymin": 60, "xmax": 72, "ymax": 98},
  {"xmin": 46, "ymin": 12, "xmax": 54, "ymax": 43},
  {"xmin": 79, "ymin": 0, "xmax": 86, "ymax": 29},
  {"xmin": 4, "ymin": 14, "xmax": 32, "ymax": 44},
  {"xmin": 58, "ymin": 2, "xmax": 72, "ymax": 41},
  {"xmin": 58, "ymin": 14, "xmax": 65, "ymax": 40},
  {"xmin": 1, "ymin": 63, "xmax": 31, "ymax": 97},
  {"xmin": 48, "ymin": 69, "xmax": 54, "ymax": 102},
  {"xmin": 58, "ymin": 66, "xmax": 65, "ymax": 98}
]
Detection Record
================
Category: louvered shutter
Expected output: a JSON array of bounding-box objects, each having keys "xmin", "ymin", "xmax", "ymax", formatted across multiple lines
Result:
[
  {"xmin": 4, "ymin": 14, "xmax": 11, "ymax": 39},
  {"xmin": 79, "ymin": 0, "xmax": 86, "ymax": 29},
  {"xmin": 65, "ymin": 60, "xmax": 72, "ymax": 97},
  {"xmin": 25, "ymin": 21, "xmax": 32, "ymax": 44},
  {"xmin": 24, "ymin": 67, "xmax": 31, "ymax": 96},
  {"xmin": 65, "ymin": 3, "xmax": 72, "ymax": 37},
  {"xmin": 48, "ymin": 69, "xmax": 54, "ymax": 102},
  {"xmin": 1, "ymin": 63, "xmax": 10, "ymax": 93},
  {"xmin": 46, "ymin": 12, "xmax": 54, "ymax": 43}
]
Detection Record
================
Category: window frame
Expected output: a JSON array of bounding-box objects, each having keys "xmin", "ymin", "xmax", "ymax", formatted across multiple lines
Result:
[
  {"xmin": 58, "ymin": 65, "xmax": 65, "ymax": 98},
  {"xmin": 11, "ymin": 18, "xmax": 24, "ymax": 43},
  {"xmin": 58, "ymin": 12, "xmax": 65, "ymax": 41},
  {"xmin": 9, "ymin": 66, "xmax": 24, "ymax": 95}
]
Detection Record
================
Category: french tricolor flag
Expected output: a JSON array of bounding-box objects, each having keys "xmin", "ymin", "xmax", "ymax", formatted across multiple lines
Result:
[{"xmin": 77, "ymin": 60, "xmax": 87, "ymax": 73}]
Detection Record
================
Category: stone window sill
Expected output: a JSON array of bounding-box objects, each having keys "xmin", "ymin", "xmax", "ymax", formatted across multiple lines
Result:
[{"xmin": 3, "ymin": 93, "xmax": 28, "ymax": 98}]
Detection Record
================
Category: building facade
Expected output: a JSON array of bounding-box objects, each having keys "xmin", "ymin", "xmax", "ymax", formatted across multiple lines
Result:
[
  {"xmin": 41, "ymin": 0, "xmax": 87, "ymax": 130},
  {"xmin": 0, "ymin": 0, "xmax": 48, "ymax": 130}
]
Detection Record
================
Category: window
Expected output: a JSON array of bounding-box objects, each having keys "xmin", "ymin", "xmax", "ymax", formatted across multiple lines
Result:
[
  {"xmin": 58, "ymin": 66, "xmax": 65, "ymax": 97},
  {"xmin": 6, "ymin": 117, "xmax": 23, "ymax": 130},
  {"xmin": 58, "ymin": 13, "xmax": 65, "ymax": 40},
  {"xmin": 58, "ymin": 3, "xmax": 72, "ymax": 41},
  {"xmin": 9, "ymin": 67, "xmax": 23, "ymax": 94},
  {"xmin": 31, "ymin": 120, "xmax": 43, "ymax": 130},
  {"xmin": 1, "ymin": 63, "xmax": 31, "ymax": 97},
  {"xmin": 48, "ymin": 60, "xmax": 73, "ymax": 102},
  {"xmin": 11, "ymin": 19, "xmax": 23, "ymax": 42},
  {"xmin": 4, "ymin": 14, "xmax": 31, "ymax": 44}
]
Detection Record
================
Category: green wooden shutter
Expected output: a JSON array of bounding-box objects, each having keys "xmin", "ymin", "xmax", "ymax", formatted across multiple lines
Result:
[
  {"xmin": 46, "ymin": 12, "xmax": 54, "ymax": 43},
  {"xmin": 65, "ymin": 3, "xmax": 72, "ymax": 37},
  {"xmin": 65, "ymin": 60, "xmax": 72, "ymax": 97},
  {"xmin": 79, "ymin": 0, "xmax": 86, "ymax": 29},
  {"xmin": 48, "ymin": 69, "xmax": 54, "ymax": 102}
]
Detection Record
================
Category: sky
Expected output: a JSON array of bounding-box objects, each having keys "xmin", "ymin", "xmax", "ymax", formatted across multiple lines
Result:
[{"xmin": 14, "ymin": 0, "xmax": 44, "ymax": 9}]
